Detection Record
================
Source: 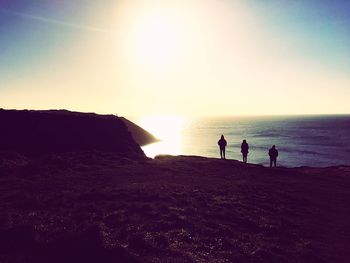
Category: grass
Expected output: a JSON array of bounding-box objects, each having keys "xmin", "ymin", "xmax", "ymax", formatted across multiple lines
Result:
[{"xmin": 0, "ymin": 152, "xmax": 349, "ymax": 262}]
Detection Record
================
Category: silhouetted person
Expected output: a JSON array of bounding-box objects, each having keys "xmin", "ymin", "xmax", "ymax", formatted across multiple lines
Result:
[
  {"xmin": 268, "ymin": 145, "xmax": 278, "ymax": 167},
  {"xmin": 218, "ymin": 135, "xmax": 227, "ymax": 160},
  {"xmin": 241, "ymin": 139, "xmax": 249, "ymax": 163}
]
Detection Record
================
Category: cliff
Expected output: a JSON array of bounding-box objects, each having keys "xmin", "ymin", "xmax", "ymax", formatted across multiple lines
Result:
[
  {"xmin": 120, "ymin": 117, "xmax": 159, "ymax": 146},
  {"xmin": 0, "ymin": 109, "xmax": 150, "ymax": 159}
]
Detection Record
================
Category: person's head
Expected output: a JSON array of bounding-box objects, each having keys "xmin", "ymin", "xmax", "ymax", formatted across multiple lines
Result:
[
  {"xmin": 221, "ymin": 134, "xmax": 224, "ymax": 139},
  {"xmin": 243, "ymin": 139, "xmax": 246, "ymax": 143},
  {"xmin": 272, "ymin": 145, "xmax": 275, "ymax": 149}
]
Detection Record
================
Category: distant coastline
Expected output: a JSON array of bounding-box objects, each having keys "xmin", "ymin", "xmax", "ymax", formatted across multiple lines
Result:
[
  {"xmin": 1, "ymin": 109, "xmax": 349, "ymax": 168},
  {"xmin": 0, "ymin": 109, "xmax": 157, "ymax": 158}
]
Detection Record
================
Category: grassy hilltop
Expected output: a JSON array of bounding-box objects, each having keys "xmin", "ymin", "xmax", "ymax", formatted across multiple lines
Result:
[{"xmin": 0, "ymin": 153, "xmax": 349, "ymax": 263}]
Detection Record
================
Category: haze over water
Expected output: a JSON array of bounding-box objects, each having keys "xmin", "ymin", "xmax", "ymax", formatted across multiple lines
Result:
[{"xmin": 141, "ymin": 115, "xmax": 350, "ymax": 168}]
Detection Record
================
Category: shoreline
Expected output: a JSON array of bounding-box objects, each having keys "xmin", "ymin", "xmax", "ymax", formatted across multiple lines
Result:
[{"xmin": 152, "ymin": 153, "xmax": 350, "ymax": 170}]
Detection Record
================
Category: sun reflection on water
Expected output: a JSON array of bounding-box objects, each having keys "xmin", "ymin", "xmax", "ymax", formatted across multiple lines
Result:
[{"xmin": 137, "ymin": 115, "xmax": 186, "ymax": 158}]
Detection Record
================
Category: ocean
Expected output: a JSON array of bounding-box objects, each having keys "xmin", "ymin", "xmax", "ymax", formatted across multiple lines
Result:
[{"xmin": 141, "ymin": 115, "xmax": 350, "ymax": 168}]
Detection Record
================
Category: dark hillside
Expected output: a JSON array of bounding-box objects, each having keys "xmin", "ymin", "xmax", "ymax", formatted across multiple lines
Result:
[
  {"xmin": 0, "ymin": 109, "xmax": 145, "ymax": 159},
  {"xmin": 120, "ymin": 117, "xmax": 159, "ymax": 146},
  {"xmin": 0, "ymin": 154, "xmax": 349, "ymax": 262}
]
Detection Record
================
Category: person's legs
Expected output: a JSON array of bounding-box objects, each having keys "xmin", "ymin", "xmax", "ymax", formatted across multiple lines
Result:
[
  {"xmin": 220, "ymin": 148, "xmax": 224, "ymax": 159},
  {"xmin": 274, "ymin": 158, "xmax": 277, "ymax": 167},
  {"xmin": 270, "ymin": 158, "xmax": 272, "ymax": 168}
]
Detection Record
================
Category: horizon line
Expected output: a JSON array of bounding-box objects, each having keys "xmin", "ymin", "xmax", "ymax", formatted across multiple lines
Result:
[{"xmin": 1, "ymin": 108, "xmax": 350, "ymax": 119}]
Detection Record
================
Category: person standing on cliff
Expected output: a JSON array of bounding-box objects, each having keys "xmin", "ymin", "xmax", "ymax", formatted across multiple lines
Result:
[
  {"xmin": 268, "ymin": 145, "xmax": 278, "ymax": 167},
  {"xmin": 241, "ymin": 139, "xmax": 249, "ymax": 163},
  {"xmin": 218, "ymin": 135, "xmax": 227, "ymax": 160}
]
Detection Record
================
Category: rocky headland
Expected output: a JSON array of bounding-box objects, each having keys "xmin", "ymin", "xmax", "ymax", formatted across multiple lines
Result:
[{"xmin": 0, "ymin": 109, "xmax": 157, "ymax": 158}]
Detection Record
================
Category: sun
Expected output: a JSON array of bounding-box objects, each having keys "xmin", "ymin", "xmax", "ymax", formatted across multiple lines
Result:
[{"xmin": 129, "ymin": 12, "xmax": 185, "ymax": 69}]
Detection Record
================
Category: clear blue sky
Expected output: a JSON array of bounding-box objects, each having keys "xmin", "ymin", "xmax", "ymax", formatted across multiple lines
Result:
[
  {"xmin": 1, "ymin": 0, "xmax": 349, "ymax": 116},
  {"xmin": 0, "ymin": 1, "xmax": 104, "ymax": 79},
  {"xmin": 249, "ymin": 0, "xmax": 350, "ymax": 71}
]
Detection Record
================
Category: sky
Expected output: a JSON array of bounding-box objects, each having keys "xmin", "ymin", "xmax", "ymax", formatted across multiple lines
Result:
[{"xmin": 1, "ymin": 0, "xmax": 350, "ymax": 118}]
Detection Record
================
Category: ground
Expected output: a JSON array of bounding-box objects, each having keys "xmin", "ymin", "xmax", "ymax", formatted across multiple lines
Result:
[{"xmin": 0, "ymin": 152, "xmax": 349, "ymax": 262}]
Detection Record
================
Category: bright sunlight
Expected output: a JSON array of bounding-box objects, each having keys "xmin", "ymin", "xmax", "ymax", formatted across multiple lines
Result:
[
  {"xmin": 128, "ymin": 8, "xmax": 185, "ymax": 69},
  {"xmin": 137, "ymin": 115, "xmax": 186, "ymax": 158}
]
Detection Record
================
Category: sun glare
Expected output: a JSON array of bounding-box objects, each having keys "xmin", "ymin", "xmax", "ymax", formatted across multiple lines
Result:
[
  {"xmin": 137, "ymin": 115, "xmax": 186, "ymax": 158},
  {"xmin": 130, "ymin": 12, "xmax": 185, "ymax": 69}
]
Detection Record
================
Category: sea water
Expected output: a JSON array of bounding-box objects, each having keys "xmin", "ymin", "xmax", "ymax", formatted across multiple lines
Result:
[{"xmin": 141, "ymin": 115, "xmax": 350, "ymax": 167}]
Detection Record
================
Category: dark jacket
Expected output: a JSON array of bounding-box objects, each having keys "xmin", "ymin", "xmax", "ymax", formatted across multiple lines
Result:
[
  {"xmin": 269, "ymin": 147, "xmax": 278, "ymax": 159},
  {"xmin": 241, "ymin": 142, "xmax": 249, "ymax": 154},
  {"xmin": 218, "ymin": 138, "xmax": 227, "ymax": 149}
]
